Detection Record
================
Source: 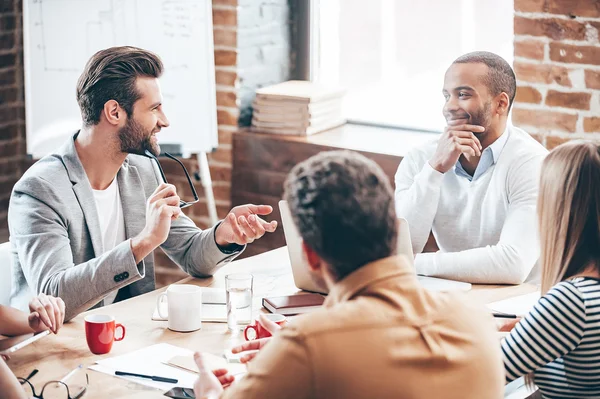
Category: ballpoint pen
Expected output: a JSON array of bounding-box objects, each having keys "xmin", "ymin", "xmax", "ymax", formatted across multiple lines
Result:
[
  {"xmin": 492, "ymin": 312, "xmax": 518, "ymax": 319},
  {"xmin": 115, "ymin": 370, "xmax": 178, "ymax": 384}
]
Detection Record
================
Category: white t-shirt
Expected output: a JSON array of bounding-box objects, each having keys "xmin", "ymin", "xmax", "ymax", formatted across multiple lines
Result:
[{"xmin": 92, "ymin": 177, "xmax": 126, "ymax": 304}]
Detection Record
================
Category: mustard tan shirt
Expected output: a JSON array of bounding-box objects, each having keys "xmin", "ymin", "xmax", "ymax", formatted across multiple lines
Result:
[{"xmin": 221, "ymin": 255, "xmax": 504, "ymax": 399}]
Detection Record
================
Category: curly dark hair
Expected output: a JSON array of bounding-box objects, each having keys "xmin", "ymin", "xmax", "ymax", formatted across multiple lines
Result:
[{"xmin": 283, "ymin": 150, "xmax": 398, "ymax": 280}]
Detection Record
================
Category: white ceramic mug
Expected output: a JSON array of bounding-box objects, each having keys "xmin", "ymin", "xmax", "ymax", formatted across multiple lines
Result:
[{"xmin": 156, "ymin": 284, "xmax": 202, "ymax": 332}]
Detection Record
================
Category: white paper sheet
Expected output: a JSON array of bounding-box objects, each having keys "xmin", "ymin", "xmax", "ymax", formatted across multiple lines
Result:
[
  {"xmin": 89, "ymin": 344, "xmax": 198, "ymax": 391},
  {"xmin": 488, "ymin": 292, "xmax": 541, "ymax": 317}
]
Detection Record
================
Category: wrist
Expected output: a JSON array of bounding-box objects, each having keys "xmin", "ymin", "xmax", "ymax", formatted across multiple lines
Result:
[
  {"xmin": 214, "ymin": 222, "xmax": 243, "ymax": 254},
  {"xmin": 214, "ymin": 222, "xmax": 231, "ymax": 248},
  {"xmin": 214, "ymin": 224, "xmax": 228, "ymax": 247},
  {"xmin": 428, "ymin": 159, "xmax": 447, "ymax": 174},
  {"xmin": 131, "ymin": 234, "xmax": 157, "ymax": 264}
]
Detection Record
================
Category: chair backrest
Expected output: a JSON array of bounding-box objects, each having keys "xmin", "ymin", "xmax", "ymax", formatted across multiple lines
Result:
[{"xmin": 0, "ymin": 241, "xmax": 12, "ymax": 306}]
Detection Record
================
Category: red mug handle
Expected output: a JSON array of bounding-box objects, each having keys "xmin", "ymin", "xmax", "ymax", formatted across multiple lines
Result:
[
  {"xmin": 244, "ymin": 324, "xmax": 258, "ymax": 341},
  {"xmin": 114, "ymin": 323, "xmax": 126, "ymax": 342}
]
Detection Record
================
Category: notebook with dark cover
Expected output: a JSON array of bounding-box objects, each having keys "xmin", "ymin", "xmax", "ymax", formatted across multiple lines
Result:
[{"xmin": 262, "ymin": 293, "xmax": 325, "ymax": 316}]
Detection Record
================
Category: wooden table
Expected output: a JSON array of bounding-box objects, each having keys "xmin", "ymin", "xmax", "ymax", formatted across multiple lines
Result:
[{"xmin": 6, "ymin": 247, "xmax": 537, "ymax": 398}]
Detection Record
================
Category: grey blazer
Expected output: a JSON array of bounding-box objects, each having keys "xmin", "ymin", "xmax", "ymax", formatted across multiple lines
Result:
[{"xmin": 8, "ymin": 134, "xmax": 242, "ymax": 320}]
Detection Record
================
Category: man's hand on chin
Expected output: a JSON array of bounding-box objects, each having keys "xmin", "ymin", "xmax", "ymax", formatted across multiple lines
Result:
[{"xmin": 215, "ymin": 204, "xmax": 278, "ymax": 248}]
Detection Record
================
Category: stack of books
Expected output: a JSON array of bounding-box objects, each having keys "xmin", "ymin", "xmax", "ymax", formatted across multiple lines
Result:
[{"xmin": 251, "ymin": 80, "xmax": 346, "ymax": 136}]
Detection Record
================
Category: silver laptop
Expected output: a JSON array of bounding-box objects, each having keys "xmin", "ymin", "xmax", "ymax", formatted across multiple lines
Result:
[{"xmin": 278, "ymin": 200, "xmax": 471, "ymax": 293}]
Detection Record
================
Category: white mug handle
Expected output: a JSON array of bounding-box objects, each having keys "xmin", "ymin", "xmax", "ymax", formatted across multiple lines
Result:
[{"xmin": 157, "ymin": 292, "xmax": 168, "ymax": 319}]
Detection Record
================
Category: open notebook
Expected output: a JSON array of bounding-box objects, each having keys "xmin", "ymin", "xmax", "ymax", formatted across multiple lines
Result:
[{"xmin": 487, "ymin": 292, "xmax": 540, "ymax": 317}]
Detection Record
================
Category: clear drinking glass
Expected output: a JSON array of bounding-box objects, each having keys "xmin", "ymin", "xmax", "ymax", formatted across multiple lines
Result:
[{"xmin": 225, "ymin": 273, "xmax": 253, "ymax": 333}]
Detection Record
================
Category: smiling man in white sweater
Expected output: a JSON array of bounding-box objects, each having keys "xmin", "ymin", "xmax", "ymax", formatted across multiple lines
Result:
[{"xmin": 395, "ymin": 51, "xmax": 547, "ymax": 284}]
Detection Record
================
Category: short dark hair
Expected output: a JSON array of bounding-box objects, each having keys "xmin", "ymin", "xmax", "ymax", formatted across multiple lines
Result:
[
  {"xmin": 453, "ymin": 51, "xmax": 516, "ymax": 110},
  {"xmin": 76, "ymin": 46, "xmax": 163, "ymax": 126},
  {"xmin": 283, "ymin": 150, "xmax": 398, "ymax": 280}
]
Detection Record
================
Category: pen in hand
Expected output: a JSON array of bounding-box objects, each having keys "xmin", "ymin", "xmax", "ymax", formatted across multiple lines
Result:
[{"xmin": 115, "ymin": 370, "xmax": 178, "ymax": 384}]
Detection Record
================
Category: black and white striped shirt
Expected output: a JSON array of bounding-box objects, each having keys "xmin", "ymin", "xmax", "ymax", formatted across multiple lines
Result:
[{"xmin": 502, "ymin": 277, "xmax": 600, "ymax": 398}]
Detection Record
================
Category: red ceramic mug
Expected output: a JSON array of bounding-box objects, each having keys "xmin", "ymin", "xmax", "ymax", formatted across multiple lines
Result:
[
  {"xmin": 244, "ymin": 314, "xmax": 286, "ymax": 341},
  {"xmin": 84, "ymin": 314, "xmax": 125, "ymax": 355}
]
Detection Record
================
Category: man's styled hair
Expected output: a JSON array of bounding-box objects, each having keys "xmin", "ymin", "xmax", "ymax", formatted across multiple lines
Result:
[
  {"xmin": 453, "ymin": 51, "xmax": 516, "ymax": 110},
  {"xmin": 76, "ymin": 46, "xmax": 163, "ymax": 126},
  {"xmin": 283, "ymin": 150, "xmax": 398, "ymax": 280}
]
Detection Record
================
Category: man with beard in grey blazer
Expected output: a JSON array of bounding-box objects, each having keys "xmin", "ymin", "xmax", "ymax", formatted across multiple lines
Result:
[{"xmin": 8, "ymin": 46, "xmax": 277, "ymax": 321}]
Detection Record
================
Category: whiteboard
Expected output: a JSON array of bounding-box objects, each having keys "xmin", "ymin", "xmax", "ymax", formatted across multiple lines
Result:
[{"xmin": 23, "ymin": 0, "xmax": 218, "ymax": 158}]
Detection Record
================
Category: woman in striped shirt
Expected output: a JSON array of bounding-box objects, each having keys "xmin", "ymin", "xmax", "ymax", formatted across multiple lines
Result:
[{"xmin": 501, "ymin": 141, "xmax": 600, "ymax": 398}]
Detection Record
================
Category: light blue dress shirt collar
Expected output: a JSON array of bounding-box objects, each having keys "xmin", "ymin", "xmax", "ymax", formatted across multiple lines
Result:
[{"xmin": 454, "ymin": 126, "xmax": 510, "ymax": 182}]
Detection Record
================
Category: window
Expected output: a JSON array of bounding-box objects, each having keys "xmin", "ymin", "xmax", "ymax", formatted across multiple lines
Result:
[{"xmin": 311, "ymin": 0, "xmax": 514, "ymax": 132}]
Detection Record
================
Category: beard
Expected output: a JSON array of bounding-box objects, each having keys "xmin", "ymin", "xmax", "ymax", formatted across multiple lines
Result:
[
  {"xmin": 118, "ymin": 117, "xmax": 160, "ymax": 156},
  {"xmin": 445, "ymin": 101, "xmax": 493, "ymax": 137},
  {"xmin": 468, "ymin": 101, "xmax": 492, "ymax": 137}
]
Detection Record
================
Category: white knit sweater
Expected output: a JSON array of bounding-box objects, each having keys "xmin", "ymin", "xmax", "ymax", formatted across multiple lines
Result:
[{"xmin": 394, "ymin": 125, "xmax": 548, "ymax": 284}]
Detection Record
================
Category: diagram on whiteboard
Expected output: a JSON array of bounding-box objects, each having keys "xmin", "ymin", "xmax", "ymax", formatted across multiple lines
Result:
[{"xmin": 24, "ymin": 0, "xmax": 218, "ymax": 157}]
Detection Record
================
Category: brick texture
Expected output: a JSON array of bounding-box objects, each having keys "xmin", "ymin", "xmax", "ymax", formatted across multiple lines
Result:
[
  {"xmin": 513, "ymin": 109, "xmax": 578, "ymax": 133},
  {"xmin": 584, "ymin": 117, "xmax": 600, "ymax": 133},
  {"xmin": 516, "ymin": 0, "xmax": 600, "ymax": 18},
  {"xmin": 514, "ymin": 62, "xmax": 572, "ymax": 86},
  {"xmin": 514, "ymin": 40, "xmax": 545, "ymax": 60},
  {"xmin": 215, "ymin": 70, "xmax": 237, "ymax": 86},
  {"xmin": 549, "ymin": 43, "xmax": 600, "ymax": 65},
  {"xmin": 214, "ymin": 49, "xmax": 237, "ymax": 66},
  {"xmin": 216, "ymin": 90, "xmax": 237, "ymax": 108},
  {"xmin": 514, "ymin": 16, "xmax": 588, "ymax": 41},
  {"xmin": 546, "ymin": 135, "xmax": 570, "ymax": 150},
  {"xmin": 585, "ymin": 70, "xmax": 600, "ymax": 90},
  {"xmin": 513, "ymin": 0, "xmax": 600, "ymax": 147},
  {"xmin": 0, "ymin": 0, "xmax": 24, "ymax": 236},
  {"xmin": 515, "ymin": 86, "xmax": 543, "ymax": 104},
  {"xmin": 548, "ymin": 0, "xmax": 600, "ymax": 18},
  {"xmin": 545, "ymin": 90, "xmax": 591, "ymax": 110},
  {"xmin": 213, "ymin": 28, "xmax": 237, "ymax": 47},
  {"xmin": 212, "ymin": 8, "xmax": 237, "ymax": 27}
]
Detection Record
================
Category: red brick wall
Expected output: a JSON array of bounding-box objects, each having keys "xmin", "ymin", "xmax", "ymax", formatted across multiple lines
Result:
[
  {"xmin": 0, "ymin": 0, "xmax": 25, "ymax": 238},
  {"xmin": 512, "ymin": 0, "xmax": 600, "ymax": 148}
]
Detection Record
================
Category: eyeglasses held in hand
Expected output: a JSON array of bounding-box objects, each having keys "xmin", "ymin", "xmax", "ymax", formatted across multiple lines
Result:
[
  {"xmin": 165, "ymin": 386, "xmax": 196, "ymax": 399},
  {"xmin": 18, "ymin": 367, "xmax": 89, "ymax": 399},
  {"xmin": 144, "ymin": 150, "xmax": 200, "ymax": 209}
]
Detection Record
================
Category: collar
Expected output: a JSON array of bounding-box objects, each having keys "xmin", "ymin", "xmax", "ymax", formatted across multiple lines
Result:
[
  {"xmin": 486, "ymin": 125, "xmax": 510, "ymax": 164},
  {"xmin": 453, "ymin": 125, "xmax": 510, "ymax": 181},
  {"xmin": 324, "ymin": 255, "xmax": 417, "ymax": 307},
  {"xmin": 59, "ymin": 131, "xmax": 131, "ymax": 186}
]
